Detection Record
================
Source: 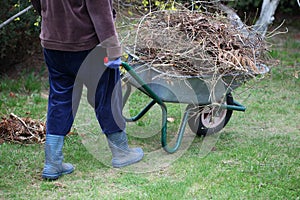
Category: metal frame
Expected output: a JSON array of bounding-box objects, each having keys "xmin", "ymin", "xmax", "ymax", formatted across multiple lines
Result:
[{"xmin": 121, "ymin": 62, "xmax": 246, "ymax": 153}]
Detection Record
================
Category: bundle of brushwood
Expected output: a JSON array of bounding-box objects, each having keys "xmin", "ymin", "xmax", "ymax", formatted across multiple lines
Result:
[
  {"xmin": 124, "ymin": 10, "xmax": 269, "ymax": 77},
  {"xmin": 0, "ymin": 113, "xmax": 46, "ymax": 144}
]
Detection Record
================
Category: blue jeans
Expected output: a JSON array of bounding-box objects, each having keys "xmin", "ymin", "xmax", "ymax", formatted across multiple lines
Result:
[{"xmin": 44, "ymin": 48, "xmax": 125, "ymax": 136}]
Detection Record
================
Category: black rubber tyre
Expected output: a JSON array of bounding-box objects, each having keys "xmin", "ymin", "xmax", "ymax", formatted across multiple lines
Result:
[{"xmin": 187, "ymin": 94, "xmax": 234, "ymax": 137}]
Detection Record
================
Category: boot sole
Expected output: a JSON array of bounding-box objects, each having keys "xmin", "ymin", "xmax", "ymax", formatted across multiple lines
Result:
[
  {"xmin": 42, "ymin": 168, "xmax": 74, "ymax": 180},
  {"xmin": 112, "ymin": 152, "xmax": 144, "ymax": 168}
]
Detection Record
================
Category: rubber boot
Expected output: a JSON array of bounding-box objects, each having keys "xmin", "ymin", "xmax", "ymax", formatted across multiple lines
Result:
[
  {"xmin": 106, "ymin": 131, "xmax": 144, "ymax": 168},
  {"xmin": 42, "ymin": 134, "xmax": 74, "ymax": 180}
]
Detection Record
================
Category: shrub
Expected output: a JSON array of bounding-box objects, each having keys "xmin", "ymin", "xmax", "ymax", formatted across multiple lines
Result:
[
  {"xmin": 226, "ymin": 0, "xmax": 299, "ymax": 12},
  {"xmin": 0, "ymin": 1, "xmax": 40, "ymax": 71}
]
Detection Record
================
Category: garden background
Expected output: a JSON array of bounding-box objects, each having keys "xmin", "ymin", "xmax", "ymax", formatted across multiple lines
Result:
[{"xmin": 0, "ymin": 1, "xmax": 299, "ymax": 199}]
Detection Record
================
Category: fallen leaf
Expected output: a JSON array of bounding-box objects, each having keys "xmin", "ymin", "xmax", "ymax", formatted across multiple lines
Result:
[
  {"xmin": 167, "ymin": 117, "xmax": 175, "ymax": 123},
  {"xmin": 9, "ymin": 92, "xmax": 16, "ymax": 98},
  {"xmin": 294, "ymin": 71, "xmax": 299, "ymax": 79},
  {"xmin": 54, "ymin": 182, "xmax": 66, "ymax": 188}
]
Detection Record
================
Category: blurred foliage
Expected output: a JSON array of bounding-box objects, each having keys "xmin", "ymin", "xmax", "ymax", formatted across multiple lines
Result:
[
  {"xmin": 115, "ymin": 0, "xmax": 180, "ymax": 16},
  {"xmin": 225, "ymin": 0, "xmax": 299, "ymax": 23},
  {"xmin": 118, "ymin": 0, "xmax": 299, "ymax": 14},
  {"xmin": 226, "ymin": 0, "xmax": 299, "ymax": 13},
  {"xmin": 0, "ymin": 0, "xmax": 298, "ymax": 71},
  {"xmin": 0, "ymin": 0, "xmax": 40, "ymax": 70}
]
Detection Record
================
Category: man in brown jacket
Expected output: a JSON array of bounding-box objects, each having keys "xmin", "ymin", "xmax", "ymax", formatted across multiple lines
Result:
[{"xmin": 31, "ymin": 0, "xmax": 143, "ymax": 180}]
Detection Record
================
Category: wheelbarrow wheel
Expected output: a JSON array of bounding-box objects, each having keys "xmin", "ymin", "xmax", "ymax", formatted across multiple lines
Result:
[{"xmin": 187, "ymin": 94, "xmax": 234, "ymax": 137}]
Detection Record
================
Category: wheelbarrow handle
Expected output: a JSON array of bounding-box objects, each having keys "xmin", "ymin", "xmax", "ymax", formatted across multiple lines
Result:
[{"xmin": 121, "ymin": 62, "xmax": 165, "ymax": 105}]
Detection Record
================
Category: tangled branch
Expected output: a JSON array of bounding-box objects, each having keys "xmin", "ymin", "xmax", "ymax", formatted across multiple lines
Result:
[
  {"xmin": 0, "ymin": 113, "xmax": 46, "ymax": 144},
  {"xmin": 122, "ymin": 10, "xmax": 270, "ymax": 77}
]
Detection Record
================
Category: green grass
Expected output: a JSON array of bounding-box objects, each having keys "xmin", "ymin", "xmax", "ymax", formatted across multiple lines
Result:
[
  {"xmin": 1, "ymin": 32, "xmax": 300, "ymax": 199},
  {"xmin": 0, "ymin": 68, "xmax": 48, "ymax": 118}
]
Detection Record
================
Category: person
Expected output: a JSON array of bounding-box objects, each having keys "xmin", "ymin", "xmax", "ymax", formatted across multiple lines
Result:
[{"xmin": 31, "ymin": 0, "xmax": 144, "ymax": 180}]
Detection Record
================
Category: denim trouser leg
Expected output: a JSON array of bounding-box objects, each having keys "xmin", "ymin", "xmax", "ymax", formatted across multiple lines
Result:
[
  {"xmin": 44, "ymin": 48, "xmax": 125, "ymax": 136},
  {"xmin": 93, "ymin": 68, "xmax": 125, "ymax": 134}
]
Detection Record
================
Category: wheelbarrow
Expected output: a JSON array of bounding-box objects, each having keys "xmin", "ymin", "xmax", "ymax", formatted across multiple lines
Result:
[{"xmin": 121, "ymin": 61, "xmax": 269, "ymax": 153}]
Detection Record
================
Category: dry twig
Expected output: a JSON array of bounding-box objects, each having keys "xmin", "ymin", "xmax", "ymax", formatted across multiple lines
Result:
[
  {"xmin": 123, "ymin": 10, "xmax": 270, "ymax": 77},
  {"xmin": 0, "ymin": 113, "xmax": 46, "ymax": 144}
]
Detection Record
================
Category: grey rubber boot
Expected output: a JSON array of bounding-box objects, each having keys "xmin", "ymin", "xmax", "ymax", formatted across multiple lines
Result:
[
  {"xmin": 42, "ymin": 134, "xmax": 74, "ymax": 180},
  {"xmin": 106, "ymin": 131, "xmax": 144, "ymax": 168}
]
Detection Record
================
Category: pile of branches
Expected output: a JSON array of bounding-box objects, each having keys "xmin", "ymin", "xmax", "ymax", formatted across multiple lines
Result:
[
  {"xmin": 0, "ymin": 113, "xmax": 46, "ymax": 144},
  {"xmin": 124, "ymin": 10, "xmax": 269, "ymax": 76}
]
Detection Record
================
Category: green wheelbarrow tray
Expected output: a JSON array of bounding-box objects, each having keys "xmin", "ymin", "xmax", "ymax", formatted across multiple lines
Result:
[
  {"xmin": 122, "ymin": 63, "xmax": 269, "ymax": 104},
  {"xmin": 121, "ymin": 62, "xmax": 270, "ymax": 153}
]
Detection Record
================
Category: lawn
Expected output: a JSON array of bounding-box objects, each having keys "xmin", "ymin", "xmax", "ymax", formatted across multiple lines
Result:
[{"xmin": 0, "ymin": 25, "xmax": 299, "ymax": 200}]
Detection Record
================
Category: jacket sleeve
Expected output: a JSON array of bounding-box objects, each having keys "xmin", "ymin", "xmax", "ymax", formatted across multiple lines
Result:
[
  {"xmin": 31, "ymin": 0, "xmax": 41, "ymax": 15},
  {"xmin": 86, "ymin": 0, "xmax": 122, "ymax": 59}
]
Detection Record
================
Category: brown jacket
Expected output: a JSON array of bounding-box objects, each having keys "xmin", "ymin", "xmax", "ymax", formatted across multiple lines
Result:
[{"xmin": 31, "ymin": 0, "xmax": 122, "ymax": 59}]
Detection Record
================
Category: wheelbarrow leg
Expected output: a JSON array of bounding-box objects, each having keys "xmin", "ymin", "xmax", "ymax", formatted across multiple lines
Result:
[
  {"xmin": 162, "ymin": 106, "xmax": 190, "ymax": 153},
  {"xmin": 121, "ymin": 62, "xmax": 189, "ymax": 153}
]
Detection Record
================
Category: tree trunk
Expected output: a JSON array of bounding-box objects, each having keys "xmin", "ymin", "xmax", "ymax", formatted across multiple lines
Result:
[
  {"xmin": 218, "ymin": 0, "xmax": 280, "ymax": 38},
  {"xmin": 253, "ymin": 0, "xmax": 280, "ymax": 37}
]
